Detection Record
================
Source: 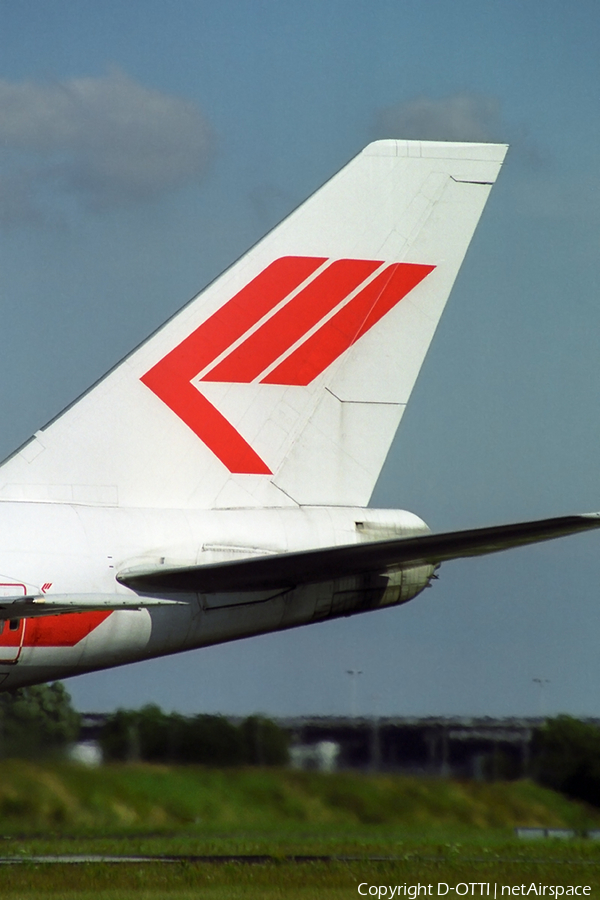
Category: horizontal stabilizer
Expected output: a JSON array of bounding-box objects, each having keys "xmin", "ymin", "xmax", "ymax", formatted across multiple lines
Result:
[
  {"xmin": 0, "ymin": 594, "xmax": 187, "ymax": 621},
  {"xmin": 118, "ymin": 512, "xmax": 600, "ymax": 594}
]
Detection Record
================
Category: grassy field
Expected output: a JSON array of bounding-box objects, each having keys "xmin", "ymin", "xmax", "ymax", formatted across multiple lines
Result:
[
  {"xmin": 1, "ymin": 762, "xmax": 600, "ymax": 898},
  {"xmin": 1, "ymin": 761, "xmax": 597, "ymax": 833}
]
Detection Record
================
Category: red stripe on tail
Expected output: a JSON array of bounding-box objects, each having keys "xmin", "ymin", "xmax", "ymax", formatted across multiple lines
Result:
[
  {"xmin": 262, "ymin": 263, "xmax": 435, "ymax": 386},
  {"xmin": 140, "ymin": 257, "xmax": 435, "ymax": 473},
  {"xmin": 141, "ymin": 256, "xmax": 324, "ymax": 474},
  {"xmin": 203, "ymin": 259, "xmax": 381, "ymax": 384}
]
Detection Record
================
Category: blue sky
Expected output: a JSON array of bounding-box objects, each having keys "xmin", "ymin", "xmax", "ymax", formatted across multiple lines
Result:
[{"xmin": 0, "ymin": 1, "xmax": 599, "ymax": 716}]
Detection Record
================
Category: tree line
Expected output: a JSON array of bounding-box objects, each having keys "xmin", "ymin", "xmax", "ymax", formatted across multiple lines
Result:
[
  {"xmin": 99, "ymin": 705, "xmax": 289, "ymax": 765},
  {"xmin": 531, "ymin": 715, "xmax": 600, "ymax": 808},
  {"xmin": 0, "ymin": 684, "xmax": 289, "ymax": 766},
  {"xmin": 0, "ymin": 682, "xmax": 80, "ymax": 758},
  {"xmin": 4, "ymin": 683, "xmax": 600, "ymax": 807}
]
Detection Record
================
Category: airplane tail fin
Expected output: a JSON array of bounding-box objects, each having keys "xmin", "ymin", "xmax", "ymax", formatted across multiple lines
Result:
[{"xmin": 0, "ymin": 140, "xmax": 507, "ymax": 509}]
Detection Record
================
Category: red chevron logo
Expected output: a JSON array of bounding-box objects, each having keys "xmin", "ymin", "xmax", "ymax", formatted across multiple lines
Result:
[{"xmin": 141, "ymin": 257, "xmax": 435, "ymax": 474}]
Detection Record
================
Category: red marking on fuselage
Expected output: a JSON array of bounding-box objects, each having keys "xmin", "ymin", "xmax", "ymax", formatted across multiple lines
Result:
[
  {"xmin": 24, "ymin": 611, "xmax": 112, "ymax": 648},
  {"xmin": 0, "ymin": 618, "xmax": 25, "ymax": 660},
  {"xmin": 0, "ymin": 583, "xmax": 27, "ymax": 663}
]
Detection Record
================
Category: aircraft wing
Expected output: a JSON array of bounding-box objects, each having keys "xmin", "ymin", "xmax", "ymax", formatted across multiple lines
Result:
[
  {"xmin": 118, "ymin": 512, "xmax": 600, "ymax": 594},
  {"xmin": 0, "ymin": 594, "xmax": 187, "ymax": 621}
]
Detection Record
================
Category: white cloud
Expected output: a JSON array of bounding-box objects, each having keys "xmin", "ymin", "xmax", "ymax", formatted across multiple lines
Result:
[
  {"xmin": 0, "ymin": 69, "xmax": 213, "ymax": 221},
  {"xmin": 375, "ymin": 93, "xmax": 503, "ymax": 142}
]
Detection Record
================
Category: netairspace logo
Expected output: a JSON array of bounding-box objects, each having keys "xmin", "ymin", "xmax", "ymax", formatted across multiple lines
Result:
[{"xmin": 357, "ymin": 886, "xmax": 592, "ymax": 899}]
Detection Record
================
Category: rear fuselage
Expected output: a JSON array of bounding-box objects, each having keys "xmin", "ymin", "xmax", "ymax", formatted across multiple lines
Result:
[{"xmin": 0, "ymin": 502, "xmax": 433, "ymax": 688}]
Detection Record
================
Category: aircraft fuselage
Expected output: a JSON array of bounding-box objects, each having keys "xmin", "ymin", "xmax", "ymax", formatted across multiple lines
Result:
[{"xmin": 0, "ymin": 502, "xmax": 433, "ymax": 688}]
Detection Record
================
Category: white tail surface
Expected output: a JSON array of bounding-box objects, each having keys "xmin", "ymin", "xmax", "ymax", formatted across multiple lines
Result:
[{"xmin": 0, "ymin": 140, "xmax": 507, "ymax": 509}]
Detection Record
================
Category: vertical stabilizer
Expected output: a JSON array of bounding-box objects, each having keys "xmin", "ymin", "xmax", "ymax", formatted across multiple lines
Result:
[{"xmin": 0, "ymin": 140, "xmax": 508, "ymax": 509}]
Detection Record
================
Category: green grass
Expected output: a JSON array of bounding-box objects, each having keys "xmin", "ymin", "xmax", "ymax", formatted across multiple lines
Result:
[
  {"xmin": 3, "ymin": 854, "xmax": 600, "ymax": 900},
  {"xmin": 0, "ymin": 762, "xmax": 597, "ymax": 835},
  {"xmin": 1, "ymin": 763, "xmax": 600, "ymax": 897}
]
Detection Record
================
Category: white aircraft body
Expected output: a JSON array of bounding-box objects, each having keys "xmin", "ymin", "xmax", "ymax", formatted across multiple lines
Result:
[{"xmin": 1, "ymin": 139, "xmax": 598, "ymax": 690}]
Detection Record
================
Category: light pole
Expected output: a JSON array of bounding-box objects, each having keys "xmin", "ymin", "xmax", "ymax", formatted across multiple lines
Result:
[
  {"xmin": 346, "ymin": 669, "xmax": 363, "ymax": 718},
  {"xmin": 370, "ymin": 692, "xmax": 382, "ymax": 772},
  {"xmin": 533, "ymin": 678, "xmax": 550, "ymax": 718}
]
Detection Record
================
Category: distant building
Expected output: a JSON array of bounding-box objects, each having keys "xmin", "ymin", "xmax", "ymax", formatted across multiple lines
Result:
[
  {"xmin": 290, "ymin": 740, "xmax": 339, "ymax": 772},
  {"xmin": 280, "ymin": 716, "xmax": 546, "ymax": 778},
  {"xmin": 68, "ymin": 740, "xmax": 103, "ymax": 766}
]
